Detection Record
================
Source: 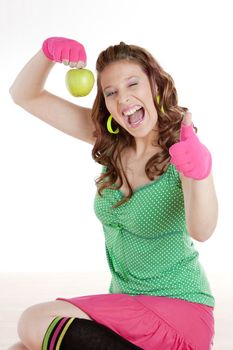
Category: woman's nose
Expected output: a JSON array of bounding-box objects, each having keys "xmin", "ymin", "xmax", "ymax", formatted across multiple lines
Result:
[{"xmin": 118, "ymin": 92, "xmax": 130, "ymax": 104}]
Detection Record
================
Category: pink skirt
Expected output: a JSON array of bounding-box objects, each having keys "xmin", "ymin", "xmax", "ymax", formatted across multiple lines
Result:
[{"xmin": 57, "ymin": 294, "xmax": 214, "ymax": 350}]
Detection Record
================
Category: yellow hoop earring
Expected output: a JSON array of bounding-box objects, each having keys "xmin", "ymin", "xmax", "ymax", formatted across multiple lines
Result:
[
  {"xmin": 156, "ymin": 95, "xmax": 165, "ymax": 113},
  {"xmin": 107, "ymin": 115, "xmax": 119, "ymax": 134}
]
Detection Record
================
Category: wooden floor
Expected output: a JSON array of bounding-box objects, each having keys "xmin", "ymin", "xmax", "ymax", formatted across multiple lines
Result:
[{"xmin": 0, "ymin": 271, "xmax": 232, "ymax": 349}]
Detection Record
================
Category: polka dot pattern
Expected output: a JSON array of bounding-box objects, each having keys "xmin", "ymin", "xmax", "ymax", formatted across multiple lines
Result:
[{"xmin": 94, "ymin": 163, "xmax": 215, "ymax": 307}]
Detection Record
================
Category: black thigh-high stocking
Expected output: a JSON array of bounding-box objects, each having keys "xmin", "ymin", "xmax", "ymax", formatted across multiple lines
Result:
[{"xmin": 42, "ymin": 316, "xmax": 142, "ymax": 350}]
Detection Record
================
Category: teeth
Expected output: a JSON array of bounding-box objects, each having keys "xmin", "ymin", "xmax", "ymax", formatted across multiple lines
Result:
[{"xmin": 123, "ymin": 105, "xmax": 142, "ymax": 116}]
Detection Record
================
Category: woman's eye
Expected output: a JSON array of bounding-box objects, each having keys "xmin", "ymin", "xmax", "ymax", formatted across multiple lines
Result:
[
  {"xmin": 129, "ymin": 82, "xmax": 138, "ymax": 87},
  {"xmin": 106, "ymin": 91, "xmax": 116, "ymax": 97}
]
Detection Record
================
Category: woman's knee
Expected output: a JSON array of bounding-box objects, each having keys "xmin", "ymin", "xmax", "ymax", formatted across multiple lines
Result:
[
  {"xmin": 17, "ymin": 302, "xmax": 53, "ymax": 350},
  {"xmin": 17, "ymin": 300, "xmax": 92, "ymax": 349}
]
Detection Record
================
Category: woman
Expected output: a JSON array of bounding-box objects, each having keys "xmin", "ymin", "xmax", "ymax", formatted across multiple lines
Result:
[{"xmin": 8, "ymin": 37, "xmax": 218, "ymax": 350}]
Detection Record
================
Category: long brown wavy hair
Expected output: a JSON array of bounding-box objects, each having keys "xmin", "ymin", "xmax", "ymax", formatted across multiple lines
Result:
[{"xmin": 91, "ymin": 42, "xmax": 196, "ymax": 208}]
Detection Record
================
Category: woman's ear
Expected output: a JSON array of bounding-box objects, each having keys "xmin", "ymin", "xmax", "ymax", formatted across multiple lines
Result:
[{"xmin": 154, "ymin": 83, "xmax": 159, "ymax": 94}]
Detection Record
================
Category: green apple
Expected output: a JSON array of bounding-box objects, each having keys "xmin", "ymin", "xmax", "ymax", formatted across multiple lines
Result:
[{"xmin": 65, "ymin": 68, "xmax": 95, "ymax": 97}]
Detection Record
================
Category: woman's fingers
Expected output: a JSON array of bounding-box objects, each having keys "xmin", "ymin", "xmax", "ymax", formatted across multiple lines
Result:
[{"xmin": 62, "ymin": 60, "xmax": 86, "ymax": 68}]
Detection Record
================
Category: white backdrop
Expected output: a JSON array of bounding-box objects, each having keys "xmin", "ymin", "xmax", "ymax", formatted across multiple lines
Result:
[{"xmin": 0, "ymin": 0, "xmax": 232, "ymax": 274}]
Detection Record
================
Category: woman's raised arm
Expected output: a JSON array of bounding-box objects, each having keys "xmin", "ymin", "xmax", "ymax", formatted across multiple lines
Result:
[{"xmin": 9, "ymin": 38, "xmax": 95, "ymax": 144}]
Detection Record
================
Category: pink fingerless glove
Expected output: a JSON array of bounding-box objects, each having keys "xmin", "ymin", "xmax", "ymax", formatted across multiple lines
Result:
[
  {"xmin": 169, "ymin": 121, "xmax": 212, "ymax": 180},
  {"xmin": 42, "ymin": 37, "xmax": 87, "ymax": 63}
]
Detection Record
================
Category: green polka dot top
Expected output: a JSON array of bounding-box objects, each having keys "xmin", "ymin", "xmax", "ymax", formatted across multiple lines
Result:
[{"xmin": 94, "ymin": 163, "xmax": 215, "ymax": 307}]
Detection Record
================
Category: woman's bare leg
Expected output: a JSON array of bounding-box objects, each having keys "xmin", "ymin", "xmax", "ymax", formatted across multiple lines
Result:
[
  {"xmin": 17, "ymin": 300, "xmax": 92, "ymax": 350},
  {"xmin": 7, "ymin": 341, "xmax": 29, "ymax": 350}
]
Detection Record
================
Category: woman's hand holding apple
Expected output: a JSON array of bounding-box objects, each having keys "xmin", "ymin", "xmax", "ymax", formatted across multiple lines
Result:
[{"xmin": 42, "ymin": 37, "xmax": 95, "ymax": 97}]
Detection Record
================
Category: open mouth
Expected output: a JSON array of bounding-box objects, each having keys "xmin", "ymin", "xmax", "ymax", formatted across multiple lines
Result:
[{"xmin": 122, "ymin": 106, "xmax": 145, "ymax": 129}]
